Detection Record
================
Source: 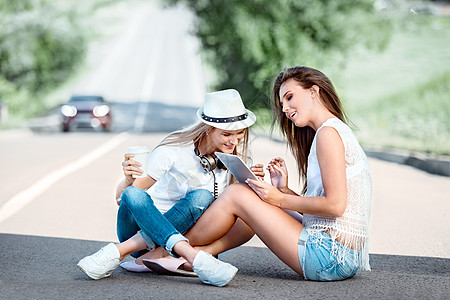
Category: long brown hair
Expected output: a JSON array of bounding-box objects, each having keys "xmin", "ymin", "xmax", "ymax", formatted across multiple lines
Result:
[{"xmin": 271, "ymin": 66, "xmax": 348, "ymax": 194}]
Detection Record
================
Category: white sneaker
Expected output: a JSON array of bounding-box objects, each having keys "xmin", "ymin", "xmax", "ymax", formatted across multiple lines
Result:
[
  {"xmin": 192, "ymin": 250, "xmax": 238, "ymax": 287},
  {"xmin": 77, "ymin": 243, "xmax": 121, "ymax": 280}
]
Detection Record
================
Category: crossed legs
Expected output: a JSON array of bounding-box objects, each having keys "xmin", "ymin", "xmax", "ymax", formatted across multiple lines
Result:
[
  {"xmin": 116, "ymin": 186, "xmax": 255, "ymax": 263},
  {"xmin": 117, "ymin": 183, "xmax": 304, "ymax": 275},
  {"xmin": 116, "ymin": 187, "xmax": 214, "ymax": 260},
  {"xmin": 185, "ymin": 183, "xmax": 304, "ymax": 275}
]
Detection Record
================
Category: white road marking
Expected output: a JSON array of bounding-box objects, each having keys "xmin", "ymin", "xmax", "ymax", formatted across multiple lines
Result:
[
  {"xmin": 0, "ymin": 133, "xmax": 129, "ymax": 223},
  {"xmin": 133, "ymin": 8, "xmax": 167, "ymax": 132}
]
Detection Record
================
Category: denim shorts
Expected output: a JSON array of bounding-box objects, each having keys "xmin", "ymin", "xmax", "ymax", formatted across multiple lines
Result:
[{"xmin": 297, "ymin": 229, "xmax": 359, "ymax": 281}]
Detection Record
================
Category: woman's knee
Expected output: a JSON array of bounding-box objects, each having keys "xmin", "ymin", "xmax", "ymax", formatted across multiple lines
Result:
[
  {"xmin": 121, "ymin": 186, "xmax": 151, "ymax": 207},
  {"xmin": 186, "ymin": 189, "xmax": 214, "ymax": 208},
  {"xmin": 183, "ymin": 189, "xmax": 214, "ymax": 220},
  {"xmin": 217, "ymin": 183, "xmax": 263, "ymax": 213},
  {"xmin": 221, "ymin": 183, "xmax": 254, "ymax": 203}
]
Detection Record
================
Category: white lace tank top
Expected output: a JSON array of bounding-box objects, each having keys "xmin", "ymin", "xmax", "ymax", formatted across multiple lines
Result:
[{"xmin": 302, "ymin": 118, "xmax": 372, "ymax": 270}]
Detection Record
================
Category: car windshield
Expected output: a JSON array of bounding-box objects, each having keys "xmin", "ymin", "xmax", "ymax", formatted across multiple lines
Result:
[{"xmin": 69, "ymin": 96, "xmax": 104, "ymax": 102}]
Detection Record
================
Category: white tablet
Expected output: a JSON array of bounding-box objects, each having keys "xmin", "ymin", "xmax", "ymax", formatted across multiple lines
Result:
[{"xmin": 215, "ymin": 152, "xmax": 258, "ymax": 183}]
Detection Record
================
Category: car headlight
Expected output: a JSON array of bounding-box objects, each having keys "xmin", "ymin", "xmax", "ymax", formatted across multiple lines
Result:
[
  {"xmin": 61, "ymin": 105, "xmax": 77, "ymax": 117},
  {"xmin": 93, "ymin": 105, "xmax": 110, "ymax": 117}
]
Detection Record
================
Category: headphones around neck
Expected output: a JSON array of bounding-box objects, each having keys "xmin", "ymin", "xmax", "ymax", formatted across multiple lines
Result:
[
  {"xmin": 194, "ymin": 145, "xmax": 227, "ymax": 200},
  {"xmin": 194, "ymin": 147, "xmax": 226, "ymax": 173}
]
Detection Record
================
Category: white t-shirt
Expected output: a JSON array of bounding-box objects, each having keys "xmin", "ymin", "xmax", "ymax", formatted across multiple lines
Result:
[{"xmin": 146, "ymin": 143, "xmax": 229, "ymax": 213}]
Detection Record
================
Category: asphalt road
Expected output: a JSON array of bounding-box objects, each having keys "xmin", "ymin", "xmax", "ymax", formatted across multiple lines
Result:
[
  {"xmin": 1, "ymin": 233, "xmax": 448, "ymax": 299},
  {"xmin": 0, "ymin": 130, "xmax": 449, "ymax": 299},
  {"xmin": 2, "ymin": 131, "xmax": 450, "ymax": 254}
]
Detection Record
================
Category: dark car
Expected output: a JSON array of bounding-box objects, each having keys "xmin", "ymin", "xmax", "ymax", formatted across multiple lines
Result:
[{"xmin": 60, "ymin": 95, "xmax": 112, "ymax": 132}]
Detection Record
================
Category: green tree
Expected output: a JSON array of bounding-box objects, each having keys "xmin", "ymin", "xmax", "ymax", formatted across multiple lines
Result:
[
  {"xmin": 0, "ymin": 0, "xmax": 86, "ymax": 116},
  {"xmin": 165, "ymin": 0, "xmax": 392, "ymax": 109}
]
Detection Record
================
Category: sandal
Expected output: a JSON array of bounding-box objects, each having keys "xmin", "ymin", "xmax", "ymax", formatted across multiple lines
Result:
[
  {"xmin": 120, "ymin": 260, "xmax": 153, "ymax": 273},
  {"xmin": 142, "ymin": 257, "xmax": 197, "ymax": 277}
]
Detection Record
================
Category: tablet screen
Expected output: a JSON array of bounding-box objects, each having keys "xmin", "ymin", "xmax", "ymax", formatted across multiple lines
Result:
[{"xmin": 215, "ymin": 152, "xmax": 258, "ymax": 183}]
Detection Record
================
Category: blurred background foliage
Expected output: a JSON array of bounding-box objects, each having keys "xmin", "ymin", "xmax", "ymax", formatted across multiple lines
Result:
[
  {"xmin": 164, "ymin": 0, "xmax": 393, "ymax": 110},
  {"xmin": 164, "ymin": 0, "xmax": 449, "ymax": 154},
  {"xmin": 0, "ymin": 0, "xmax": 449, "ymax": 154},
  {"xmin": 337, "ymin": 3, "xmax": 450, "ymax": 155},
  {"xmin": 0, "ymin": 0, "xmax": 87, "ymax": 118}
]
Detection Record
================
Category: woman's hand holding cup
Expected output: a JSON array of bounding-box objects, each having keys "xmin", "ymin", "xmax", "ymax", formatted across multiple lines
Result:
[
  {"xmin": 122, "ymin": 154, "xmax": 142, "ymax": 183},
  {"xmin": 123, "ymin": 146, "xmax": 149, "ymax": 182}
]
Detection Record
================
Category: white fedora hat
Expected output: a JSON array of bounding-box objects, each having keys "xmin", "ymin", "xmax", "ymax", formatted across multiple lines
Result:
[{"xmin": 197, "ymin": 89, "xmax": 256, "ymax": 130}]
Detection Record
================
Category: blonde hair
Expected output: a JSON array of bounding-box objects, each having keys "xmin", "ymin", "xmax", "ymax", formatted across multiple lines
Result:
[{"xmin": 157, "ymin": 121, "xmax": 251, "ymax": 184}]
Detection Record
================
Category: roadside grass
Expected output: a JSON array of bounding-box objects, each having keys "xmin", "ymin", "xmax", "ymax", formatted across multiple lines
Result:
[
  {"xmin": 350, "ymin": 70, "xmax": 450, "ymax": 155},
  {"xmin": 339, "ymin": 14, "xmax": 450, "ymax": 155},
  {"xmin": 253, "ymin": 71, "xmax": 450, "ymax": 156}
]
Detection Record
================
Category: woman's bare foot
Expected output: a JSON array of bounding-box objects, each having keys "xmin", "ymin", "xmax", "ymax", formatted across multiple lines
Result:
[
  {"xmin": 175, "ymin": 245, "xmax": 219, "ymax": 272},
  {"xmin": 135, "ymin": 247, "xmax": 170, "ymax": 264},
  {"xmin": 179, "ymin": 260, "xmax": 193, "ymax": 271}
]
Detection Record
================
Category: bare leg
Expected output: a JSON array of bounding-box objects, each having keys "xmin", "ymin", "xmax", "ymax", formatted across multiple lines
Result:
[
  {"xmin": 165, "ymin": 218, "xmax": 254, "ymax": 271},
  {"xmin": 185, "ymin": 183, "xmax": 304, "ymax": 274},
  {"xmin": 189, "ymin": 218, "xmax": 254, "ymax": 256},
  {"xmin": 134, "ymin": 247, "xmax": 169, "ymax": 264},
  {"xmin": 113, "ymin": 234, "xmax": 204, "ymax": 278},
  {"xmin": 130, "ymin": 218, "xmax": 254, "ymax": 265},
  {"xmin": 115, "ymin": 234, "xmax": 169, "ymax": 263},
  {"xmin": 115, "ymin": 233, "xmax": 148, "ymax": 260},
  {"xmin": 114, "ymin": 233, "xmax": 206, "ymax": 271},
  {"xmin": 115, "ymin": 183, "xmax": 299, "ymax": 271}
]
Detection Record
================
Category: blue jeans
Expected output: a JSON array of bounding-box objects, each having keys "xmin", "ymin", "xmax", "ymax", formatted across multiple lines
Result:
[
  {"xmin": 117, "ymin": 186, "xmax": 214, "ymax": 258},
  {"xmin": 298, "ymin": 229, "xmax": 359, "ymax": 281}
]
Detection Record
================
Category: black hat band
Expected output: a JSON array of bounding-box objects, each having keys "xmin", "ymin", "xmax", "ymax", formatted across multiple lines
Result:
[{"xmin": 201, "ymin": 112, "xmax": 248, "ymax": 123}]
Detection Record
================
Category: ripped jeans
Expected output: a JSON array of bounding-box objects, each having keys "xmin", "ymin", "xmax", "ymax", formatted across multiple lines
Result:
[{"xmin": 117, "ymin": 186, "xmax": 214, "ymax": 258}]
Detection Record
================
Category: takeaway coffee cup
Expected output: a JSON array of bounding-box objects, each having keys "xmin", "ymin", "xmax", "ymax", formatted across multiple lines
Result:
[{"xmin": 127, "ymin": 146, "xmax": 149, "ymax": 178}]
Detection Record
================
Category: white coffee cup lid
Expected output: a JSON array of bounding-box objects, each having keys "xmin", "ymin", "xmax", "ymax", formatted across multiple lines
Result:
[{"xmin": 127, "ymin": 146, "xmax": 149, "ymax": 154}]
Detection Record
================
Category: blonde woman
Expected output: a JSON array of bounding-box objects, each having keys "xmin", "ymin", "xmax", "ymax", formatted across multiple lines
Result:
[{"xmin": 78, "ymin": 89, "xmax": 261, "ymax": 287}]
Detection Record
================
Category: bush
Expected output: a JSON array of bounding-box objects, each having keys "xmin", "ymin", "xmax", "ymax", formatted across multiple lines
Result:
[{"xmin": 0, "ymin": 0, "xmax": 87, "ymax": 117}]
